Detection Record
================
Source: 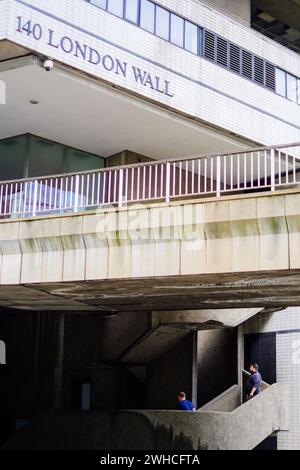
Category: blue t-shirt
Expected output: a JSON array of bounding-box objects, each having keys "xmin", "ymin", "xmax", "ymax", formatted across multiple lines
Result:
[
  {"xmin": 177, "ymin": 399, "xmax": 195, "ymax": 411},
  {"xmin": 246, "ymin": 371, "xmax": 262, "ymax": 395}
]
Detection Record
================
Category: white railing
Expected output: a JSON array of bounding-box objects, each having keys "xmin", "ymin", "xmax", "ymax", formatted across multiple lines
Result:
[{"xmin": 0, "ymin": 142, "xmax": 300, "ymax": 219}]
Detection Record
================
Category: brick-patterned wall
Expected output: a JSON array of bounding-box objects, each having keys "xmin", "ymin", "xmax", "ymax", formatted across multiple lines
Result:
[
  {"xmin": 245, "ymin": 307, "xmax": 300, "ymax": 450},
  {"xmin": 2, "ymin": 0, "xmax": 300, "ymax": 146}
]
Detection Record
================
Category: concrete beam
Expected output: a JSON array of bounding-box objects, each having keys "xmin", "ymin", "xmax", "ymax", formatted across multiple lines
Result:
[
  {"xmin": 152, "ymin": 308, "xmax": 263, "ymax": 328},
  {"xmin": 0, "ymin": 190, "xmax": 300, "ymax": 311}
]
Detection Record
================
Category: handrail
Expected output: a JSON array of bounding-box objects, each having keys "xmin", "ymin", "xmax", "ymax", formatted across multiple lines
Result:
[
  {"xmin": 1, "ymin": 141, "xmax": 300, "ymax": 185},
  {"xmin": 1, "ymin": 142, "xmax": 300, "ymax": 218}
]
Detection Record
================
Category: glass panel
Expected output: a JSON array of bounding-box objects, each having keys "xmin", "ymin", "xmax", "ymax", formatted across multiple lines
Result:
[
  {"xmin": 155, "ymin": 6, "xmax": 170, "ymax": 41},
  {"xmin": 107, "ymin": 0, "xmax": 124, "ymax": 17},
  {"xmin": 185, "ymin": 21, "xmax": 198, "ymax": 54},
  {"xmin": 90, "ymin": 0, "xmax": 107, "ymax": 9},
  {"xmin": 276, "ymin": 68, "xmax": 286, "ymax": 97},
  {"xmin": 27, "ymin": 136, "xmax": 64, "ymax": 177},
  {"xmin": 64, "ymin": 148, "xmax": 104, "ymax": 173},
  {"xmin": 298, "ymin": 80, "xmax": 300, "ymax": 105},
  {"xmin": 124, "ymin": 0, "xmax": 139, "ymax": 23},
  {"xmin": 0, "ymin": 135, "xmax": 27, "ymax": 180},
  {"xmin": 140, "ymin": 0, "xmax": 155, "ymax": 33},
  {"xmin": 170, "ymin": 13, "xmax": 184, "ymax": 47},
  {"xmin": 287, "ymin": 73, "xmax": 297, "ymax": 102}
]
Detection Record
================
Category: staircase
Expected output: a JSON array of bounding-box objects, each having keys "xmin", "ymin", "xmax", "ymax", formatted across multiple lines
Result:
[{"xmin": 2, "ymin": 376, "xmax": 289, "ymax": 450}]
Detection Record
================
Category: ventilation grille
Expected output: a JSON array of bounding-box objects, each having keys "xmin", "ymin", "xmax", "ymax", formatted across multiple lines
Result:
[
  {"xmin": 216, "ymin": 37, "xmax": 228, "ymax": 67},
  {"xmin": 254, "ymin": 56, "xmax": 265, "ymax": 85},
  {"xmin": 204, "ymin": 30, "xmax": 215, "ymax": 62},
  {"xmin": 202, "ymin": 28, "xmax": 282, "ymax": 95},
  {"xmin": 242, "ymin": 50, "xmax": 253, "ymax": 79},
  {"xmin": 265, "ymin": 62, "xmax": 276, "ymax": 91},
  {"xmin": 229, "ymin": 43, "xmax": 240, "ymax": 74}
]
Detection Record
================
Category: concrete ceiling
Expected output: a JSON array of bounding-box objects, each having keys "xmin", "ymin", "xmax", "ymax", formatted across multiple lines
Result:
[
  {"xmin": 0, "ymin": 56, "xmax": 251, "ymax": 161},
  {"xmin": 252, "ymin": 0, "xmax": 300, "ymax": 54},
  {"xmin": 0, "ymin": 270, "xmax": 298, "ymax": 313}
]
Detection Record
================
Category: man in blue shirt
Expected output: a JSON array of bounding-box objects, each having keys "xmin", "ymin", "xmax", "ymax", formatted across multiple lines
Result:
[
  {"xmin": 177, "ymin": 392, "xmax": 195, "ymax": 411},
  {"xmin": 246, "ymin": 363, "xmax": 262, "ymax": 399}
]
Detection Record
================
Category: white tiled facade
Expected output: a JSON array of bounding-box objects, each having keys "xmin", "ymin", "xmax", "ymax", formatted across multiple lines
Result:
[
  {"xmin": 1, "ymin": 0, "xmax": 300, "ymax": 450},
  {"xmin": 245, "ymin": 308, "xmax": 300, "ymax": 450},
  {"xmin": 1, "ymin": 0, "xmax": 300, "ymax": 146}
]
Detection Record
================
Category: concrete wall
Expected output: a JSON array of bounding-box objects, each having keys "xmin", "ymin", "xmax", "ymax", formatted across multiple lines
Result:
[
  {"xmin": 200, "ymin": 384, "xmax": 241, "ymax": 411},
  {"xmin": 0, "ymin": 309, "xmax": 151, "ymax": 445},
  {"xmin": 197, "ymin": 329, "xmax": 237, "ymax": 406},
  {"xmin": 147, "ymin": 334, "xmax": 195, "ymax": 410},
  {"xmin": 2, "ymin": 384, "xmax": 289, "ymax": 450},
  {"xmin": 244, "ymin": 307, "xmax": 300, "ymax": 450},
  {"xmin": 1, "ymin": 190, "xmax": 300, "ymax": 287},
  {"xmin": 200, "ymin": 0, "xmax": 251, "ymax": 24}
]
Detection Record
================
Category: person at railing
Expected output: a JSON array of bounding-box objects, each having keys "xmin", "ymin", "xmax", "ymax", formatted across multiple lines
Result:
[
  {"xmin": 177, "ymin": 392, "xmax": 195, "ymax": 411},
  {"xmin": 246, "ymin": 363, "xmax": 262, "ymax": 400}
]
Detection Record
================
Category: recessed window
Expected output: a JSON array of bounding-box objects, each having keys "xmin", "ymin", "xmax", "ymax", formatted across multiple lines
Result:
[
  {"xmin": 170, "ymin": 13, "xmax": 184, "ymax": 48},
  {"xmin": 107, "ymin": 0, "xmax": 124, "ymax": 18},
  {"xmin": 287, "ymin": 73, "xmax": 297, "ymax": 102},
  {"xmin": 124, "ymin": 0, "xmax": 139, "ymax": 24},
  {"xmin": 155, "ymin": 6, "xmax": 170, "ymax": 41},
  {"xmin": 276, "ymin": 68, "xmax": 286, "ymax": 97},
  {"xmin": 185, "ymin": 21, "xmax": 198, "ymax": 54},
  {"xmin": 90, "ymin": 0, "xmax": 107, "ymax": 9},
  {"xmin": 140, "ymin": 0, "xmax": 155, "ymax": 33}
]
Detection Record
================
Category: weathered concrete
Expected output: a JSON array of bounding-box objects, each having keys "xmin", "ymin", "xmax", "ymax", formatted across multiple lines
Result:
[
  {"xmin": 0, "ymin": 40, "xmax": 28, "ymax": 61},
  {"xmin": 153, "ymin": 308, "xmax": 263, "ymax": 328},
  {"xmin": 199, "ymin": 385, "xmax": 241, "ymax": 412},
  {"xmin": 119, "ymin": 325, "xmax": 191, "ymax": 364},
  {"xmin": 2, "ymin": 384, "xmax": 289, "ymax": 450},
  {"xmin": 201, "ymin": 0, "xmax": 251, "ymax": 24},
  {"xmin": 197, "ymin": 328, "xmax": 237, "ymax": 407},
  {"xmin": 1, "ymin": 190, "xmax": 300, "ymax": 311}
]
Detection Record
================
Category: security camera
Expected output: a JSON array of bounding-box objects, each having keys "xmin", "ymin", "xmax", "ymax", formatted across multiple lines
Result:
[{"xmin": 43, "ymin": 59, "xmax": 54, "ymax": 72}]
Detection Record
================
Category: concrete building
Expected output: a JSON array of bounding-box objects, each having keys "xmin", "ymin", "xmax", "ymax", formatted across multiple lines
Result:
[{"xmin": 0, "ymin": 0, "xmax": 299, "ymax": 450}]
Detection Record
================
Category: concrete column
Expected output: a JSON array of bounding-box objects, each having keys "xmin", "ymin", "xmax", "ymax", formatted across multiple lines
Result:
[
  {"xmin": 53, "ymin": 313, "xmax": 65, "ymax": 410},
  {"xmin": 32, "ymin": 313, "xmax": 41, "ymax": 414},
  {"xmin": 192, "ymin": 331, "xmax": 198, "ymax": 409},
  {"xmin": 237, "ymin": 324, "xmax": 244, "ymax": 402},
  {"xmin": 105, "ymin": 150, "xmax": 153, "ymax": 167}
]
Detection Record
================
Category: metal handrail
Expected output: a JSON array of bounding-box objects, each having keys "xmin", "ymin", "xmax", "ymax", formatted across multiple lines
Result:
[
  {"xmin": 0, "ymin": 141, "xmax": 300, "ymax": 185},
  {"xmin": 0, "ymin": 142, "xmax": 300, "ymax": 218}
]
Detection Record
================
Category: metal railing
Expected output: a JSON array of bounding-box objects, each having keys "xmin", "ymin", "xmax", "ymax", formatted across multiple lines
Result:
[{"xmin": 1, "ymin": 142, "xmax": 300, "ymax": 219}]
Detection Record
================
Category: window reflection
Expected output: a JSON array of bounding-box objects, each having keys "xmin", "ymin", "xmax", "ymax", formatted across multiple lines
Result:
[
  {"xmin": 107, "ymin": 0, "xmax": 124, "ymax": 17},
  {"xmin": 170, "ymin": 14, "xmax": 184, "ymax": 48},
  {"xmin": 185, "ymin": 21, "xmax": 198, "ymax": 54},
  {"xmin": 155, "ymin": 6, "xmax": 170, "ymax": 41},
  {"xmin": 140, "ymin": 0, "xmax": 155, "ymax": 33}
]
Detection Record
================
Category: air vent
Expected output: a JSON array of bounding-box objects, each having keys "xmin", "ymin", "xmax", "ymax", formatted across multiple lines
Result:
[
  {"xmin": 242, "ymin": 50, "xmax": 253, "ymax": 80},
  {"xmin": 216, "ymin": 37, "xmax": 228, "ymax": 67},
  {"xmin": 265, "ymin": 62, "xmax": 276, "ymax": 91},
  {"xmin": 254, "ymin": 56, "xmax": 265, "ymax": 85},
  {"xmin": 229, "ymin": 43, "xmax": 240, "ymax": 74},
  {"xmin": 204, "ymin": 30, "xmax": 215, "ymax": 62}
]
